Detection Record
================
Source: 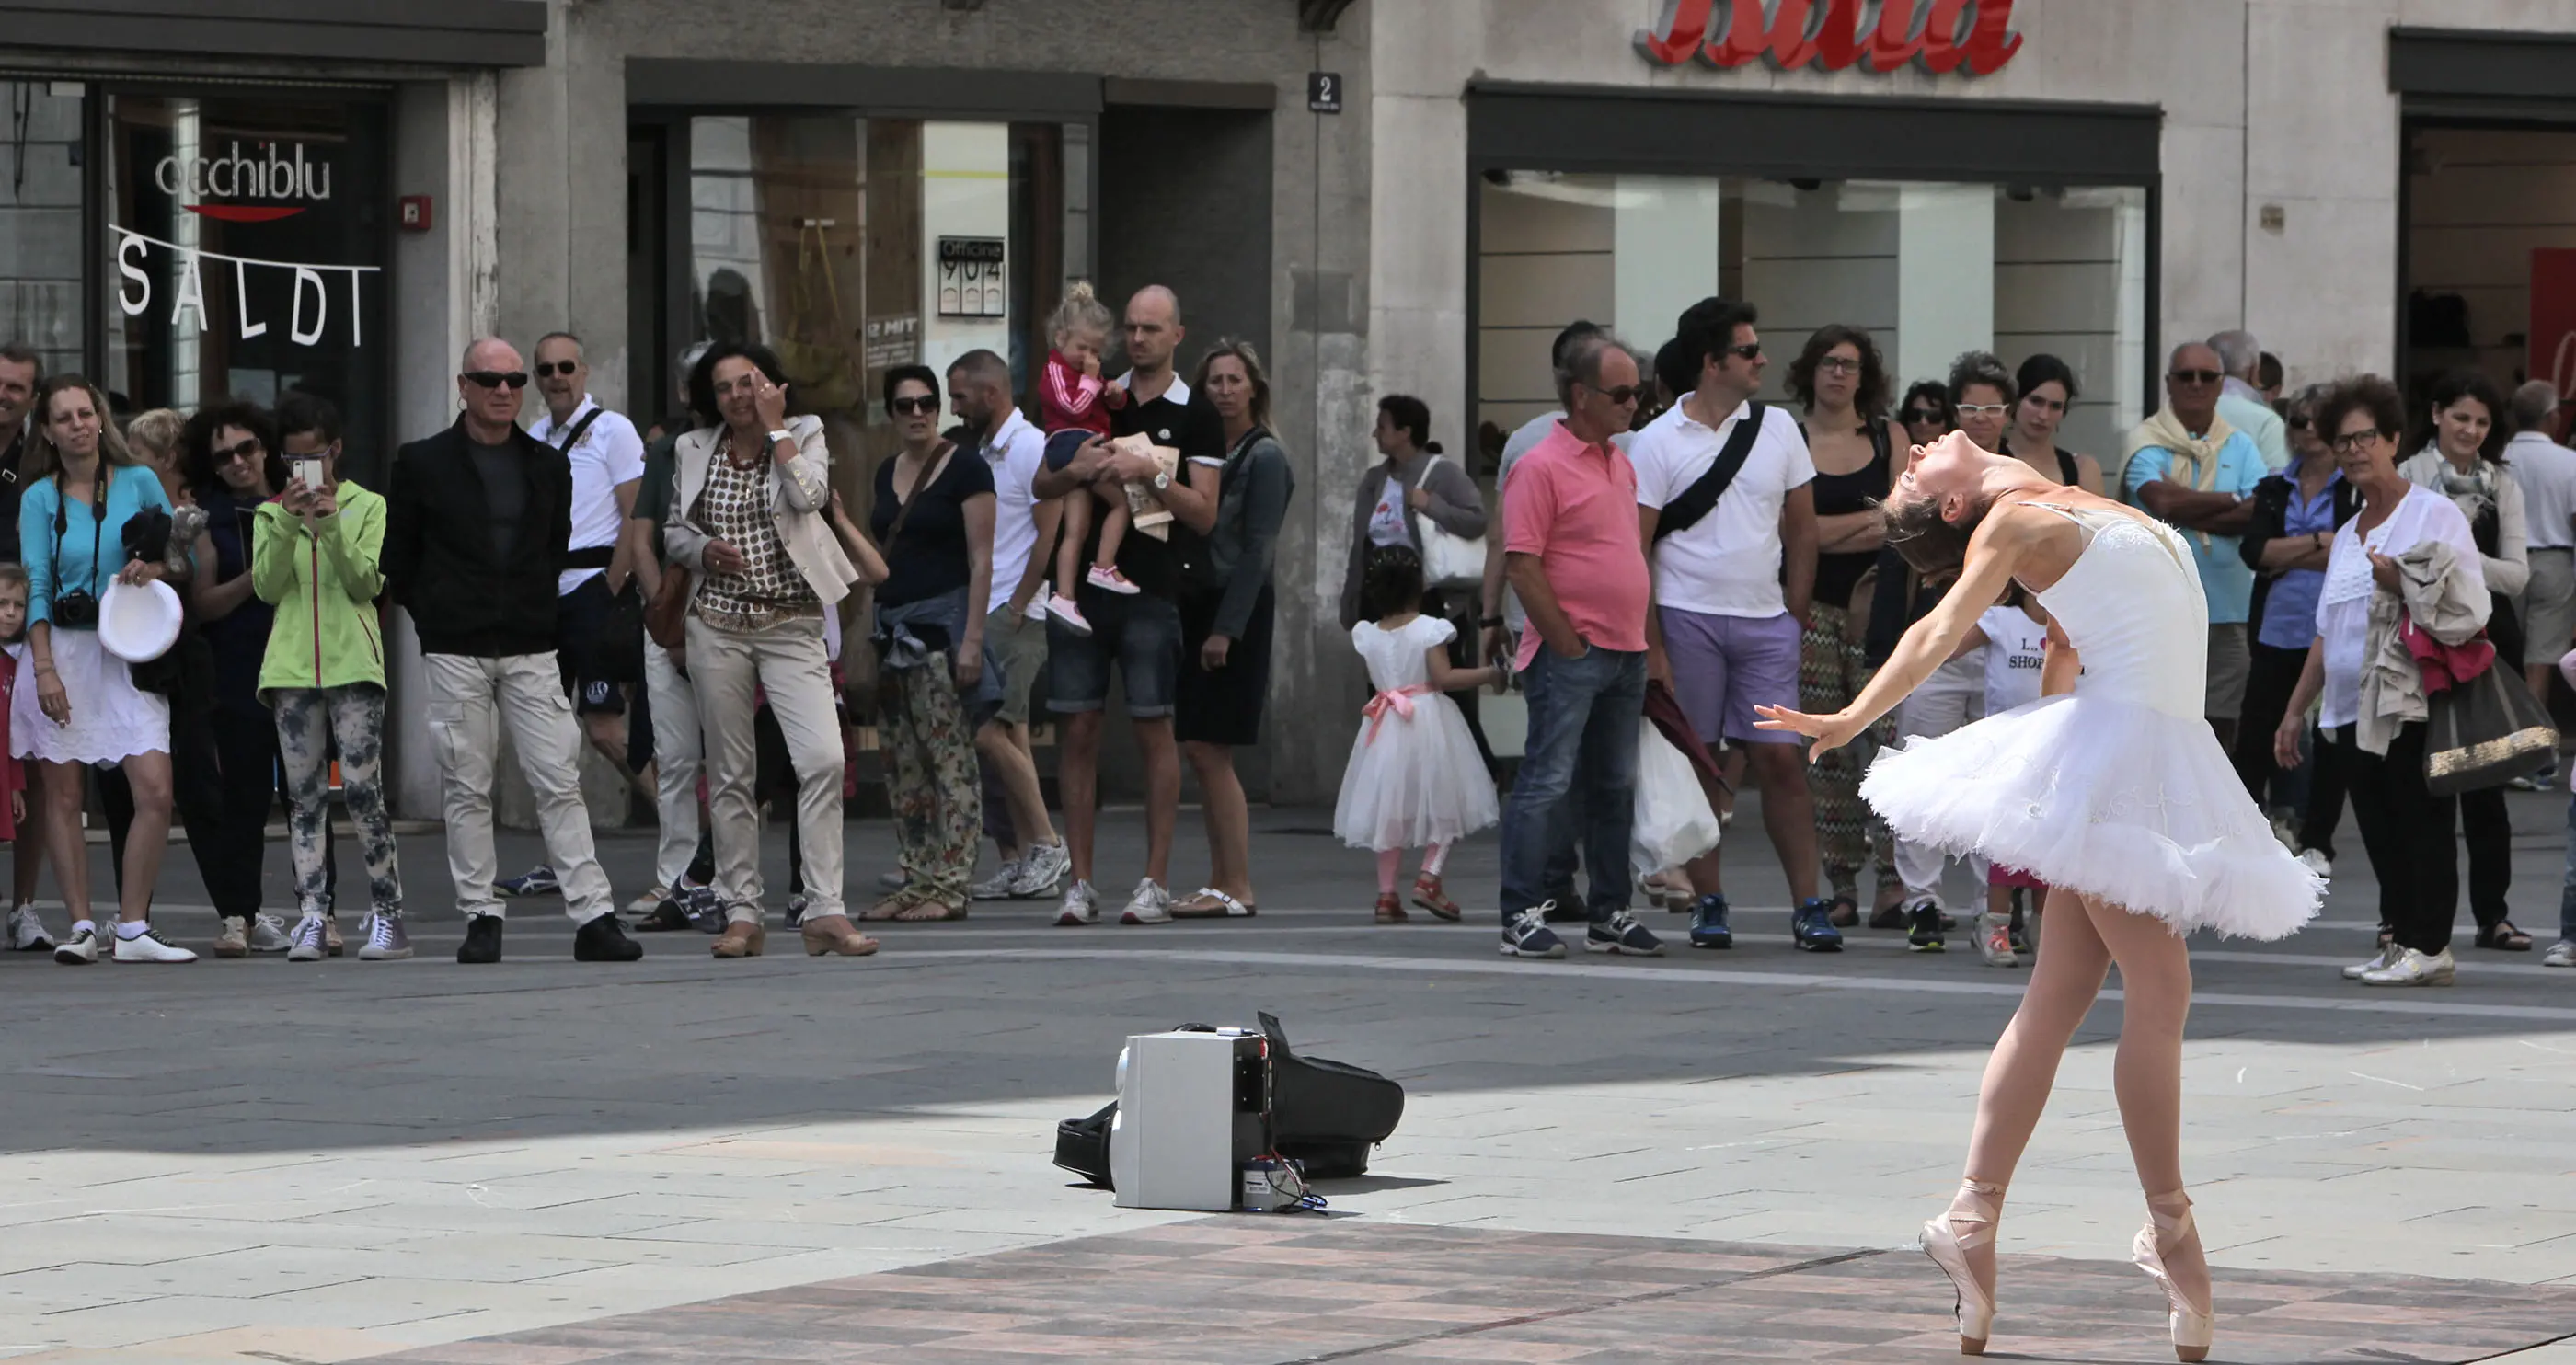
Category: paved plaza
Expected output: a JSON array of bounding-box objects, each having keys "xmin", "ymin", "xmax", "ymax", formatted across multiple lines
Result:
[{"xmin": 4, "ymin": 793, "xmax": 2576, "ymax": 1362}]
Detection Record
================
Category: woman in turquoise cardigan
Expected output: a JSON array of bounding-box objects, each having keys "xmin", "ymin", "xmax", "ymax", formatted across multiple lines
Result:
[{"xmin": 12, "ymin": 375, "xmax": 189, "ymax": 965}]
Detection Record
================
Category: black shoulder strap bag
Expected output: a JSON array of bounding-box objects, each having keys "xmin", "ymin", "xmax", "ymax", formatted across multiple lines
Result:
[{"xmin": 1651, "ymin": 401, "xmax": 1765, "ymax": 543}]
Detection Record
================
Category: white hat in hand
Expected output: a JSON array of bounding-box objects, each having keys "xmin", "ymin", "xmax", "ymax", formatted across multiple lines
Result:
[{"xmin": 99, "ymin": 579, "xmax": 182, "ymax": 664}]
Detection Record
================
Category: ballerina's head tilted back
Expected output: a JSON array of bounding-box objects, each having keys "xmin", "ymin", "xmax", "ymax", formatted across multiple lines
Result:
[{"xmin": 1880, "ymin": 430, "xmax": 2056, "ymax": 578}]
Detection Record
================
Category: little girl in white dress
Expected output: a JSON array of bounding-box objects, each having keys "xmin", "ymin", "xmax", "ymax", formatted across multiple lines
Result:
[{"xmin": 1333, "ymin": 545, "xmax": 1501, "ymax": 923}]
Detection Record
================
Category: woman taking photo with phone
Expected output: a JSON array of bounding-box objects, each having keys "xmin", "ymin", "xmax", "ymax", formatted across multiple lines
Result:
[
  {"xmin": 13, "ymin": 375, "xmax": 189, "ymax": 964},
  {"xmin": 254, "ymin": 392, "xmax": 407, "ymax": 962}
]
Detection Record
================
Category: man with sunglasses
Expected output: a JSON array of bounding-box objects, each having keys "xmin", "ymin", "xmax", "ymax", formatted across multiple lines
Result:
[
  {"xmin": 1496, "ymin": 331, "xmax": 1658, "ymax": 961},
  {"xmin": 2122, "ymin": 340, "xmax": 2268, "ymax": 748},
  {"xmin": 495, "ymin": 332, "xmax": 650, "ymax": 902},
  {"xmin": 2210, "ymin": 329, "xmax": 2290, "ymax": 474},
  {"xmin": 382, "ymin": 337, "xmax": 644, "ymax": 965},
  {"xmin": 1632, "ymin": 295, "xmax": 1830, "ymax": 955}
]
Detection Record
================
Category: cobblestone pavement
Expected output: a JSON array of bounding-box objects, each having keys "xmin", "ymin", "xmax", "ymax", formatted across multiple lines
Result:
[{"xmin": 1, "ymin": 791, "xmax": 2573, "ymax": 1362}]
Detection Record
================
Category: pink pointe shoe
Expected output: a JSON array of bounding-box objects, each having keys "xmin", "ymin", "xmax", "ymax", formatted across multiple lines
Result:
[
  {"xmin": 1921, "ymin": 1178, "xmax": 2002, "ymax": 1355},
  {"xmin": 2134, "ymin": 1190, "xmax": 2214, "ymax": 1362}
]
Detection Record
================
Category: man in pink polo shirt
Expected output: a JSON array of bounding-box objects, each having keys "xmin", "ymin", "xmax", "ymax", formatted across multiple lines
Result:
[{"xmin": 1497, "ymin": 334, "xmax": 1662, "ymax": 960}]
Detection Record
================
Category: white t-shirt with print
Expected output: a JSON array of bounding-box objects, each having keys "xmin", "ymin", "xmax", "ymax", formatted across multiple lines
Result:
[
  {"xmin": 529, "ymin": 397, "xmax": 647, "ymax": 597},
  {"xmin": 1629, "ymin": 396, "xmax": 1815, "ymax": 618},
  {"xmin": 1978, "ymin": 604, "xmax": 2051, "ymax": 716}
]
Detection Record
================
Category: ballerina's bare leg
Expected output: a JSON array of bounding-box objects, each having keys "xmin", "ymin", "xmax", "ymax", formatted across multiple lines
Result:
[{"xmin": 1944, "ymin": 886, "xmax": 2210, "ymax": 1319}]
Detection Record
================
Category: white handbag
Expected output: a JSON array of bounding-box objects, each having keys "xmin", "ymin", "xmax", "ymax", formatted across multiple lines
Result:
[{"xmin": 1412, "ymin": 453, "xmax": 1487, "ymax": 589}]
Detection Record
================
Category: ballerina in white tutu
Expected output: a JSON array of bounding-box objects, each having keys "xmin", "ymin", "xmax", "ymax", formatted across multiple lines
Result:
[
  {"xmin": 1333, "ymin": 545, "xmax": 1502, "ymax": 923},
  {"xmin": 1756, "ymin": 430, "xmax": 2322, "ymax": 1362}
]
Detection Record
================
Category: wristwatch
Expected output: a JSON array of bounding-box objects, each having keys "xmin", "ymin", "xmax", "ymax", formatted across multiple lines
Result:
[
  {"xmin": 1480, "ymin": 614, "xmax": 1505, "ymax": 627},
  {"xmin": 1152, "ymin": 470, "xmax": 1171, "ymax": 490},
  {"xmin": 766, "ymin": 428, "xmax": 793, "ymax": 448}
]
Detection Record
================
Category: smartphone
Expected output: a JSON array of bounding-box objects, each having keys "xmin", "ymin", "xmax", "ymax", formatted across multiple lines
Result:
[{"xmin": 293, "ymin": 455, "xmax": 324, "ymax": 489}]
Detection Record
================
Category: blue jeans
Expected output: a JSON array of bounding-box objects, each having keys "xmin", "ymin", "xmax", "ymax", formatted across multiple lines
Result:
[{"xmin": 1501, "ymin": 645, "xmax": 1646, "ymax": 924}]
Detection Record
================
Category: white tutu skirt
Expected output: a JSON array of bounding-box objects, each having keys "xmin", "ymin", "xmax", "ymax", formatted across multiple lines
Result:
[
  {"xmin": 1332, "ymin": 693, "xmax": 1499, "ymax": 852},
  {"xmin": 11, "ymin": 628, "xmax": 170, "ymax": 767},
  {"xmin": 1862, "ymin": 694, "xmax": 2321, "ymax": 939}
]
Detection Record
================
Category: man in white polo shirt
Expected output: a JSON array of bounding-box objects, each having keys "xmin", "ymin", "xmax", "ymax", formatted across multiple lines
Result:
[
  {"xmin": 502, "ymin": 330, "xmax": 647, "ymax": 900},
  {"xmin": 948, "ymin": 349, "xmax": 1070, "ymax": 901},
  {"xmin": 1630, "ymin": 296, "xmax": 1831, "ymax": 954}
]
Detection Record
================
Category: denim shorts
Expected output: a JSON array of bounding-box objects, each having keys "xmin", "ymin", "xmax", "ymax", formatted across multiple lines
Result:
[{"xmin": 1047, "ymin": 589, "xmax": 1180, "ymax": 718}]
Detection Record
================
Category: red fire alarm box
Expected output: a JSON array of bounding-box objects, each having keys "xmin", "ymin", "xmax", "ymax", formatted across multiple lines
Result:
[{"xmin": 398, "ymin": 195, "xmax": 433, "ymax": 232}]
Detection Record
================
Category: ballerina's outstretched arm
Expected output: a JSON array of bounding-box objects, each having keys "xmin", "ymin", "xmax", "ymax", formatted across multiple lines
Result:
[{"xmin": 1754, "ymin": 504, "xmax": 2053, "ymax": 760}]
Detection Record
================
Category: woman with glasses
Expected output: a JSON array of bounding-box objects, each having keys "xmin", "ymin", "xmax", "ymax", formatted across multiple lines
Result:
[
  {"xmin": 2274, "ymin": 376, "xmax": 2487, "ymax": 987},
  {"xmin": 16, "ymin": 376, "xmax": 190, "ymax": 964},
  {"xmin": 861, "ymin": 364, "xmax": 994, "ymax": 924},
  {"xmin": 2398, "ymin": 369, "xmax": 2533, "ymax": 953},
  {"xmin": 2003, "ymin": 354, "xmax": 2103, "ymax": 495},
  {"xmin": 666, "ymin": 342, "xmax": 875, "ymax": 958},
  {"xmin": 184, "ymin": 403, "xmax": 299, "ymax": 957},
  {"xmin": 1898, "ymin": 381, "xmax": 1952, "ymax": 450},
  {"xmin": 1871, "ymin": 352, "xmax": 2022, "ymax": 940},
  {"xmin": 2233, "ymin": 384, "xmax": 2354, "ymax": 873},
  {"xmin": 1788, "ymin": 325, "xmax": 1903, "ymax": 928}
]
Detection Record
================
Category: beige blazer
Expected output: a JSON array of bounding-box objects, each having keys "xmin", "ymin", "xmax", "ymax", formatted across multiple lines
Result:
[{"xmin": 664, "ymin": 414, "xmax": 861, "ymax": 607}]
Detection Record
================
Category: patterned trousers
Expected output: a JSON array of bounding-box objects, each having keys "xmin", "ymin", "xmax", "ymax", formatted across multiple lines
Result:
[
  {"xmin": 1799, "ymin": 602, "xmax": 1898, "ymax": 900},
  {"xmin": 273, "ymin": 683, "xmax": 403, "ymax": 918},
  {"xmin": 882, "ymin": 655, "xmax": 982, "ymax": 910}
]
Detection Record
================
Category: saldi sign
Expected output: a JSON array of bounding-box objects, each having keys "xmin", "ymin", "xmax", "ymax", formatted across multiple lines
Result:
[{"xmin": 1639, "ymin": 0, "xmax": 2023, "ymax": 75}]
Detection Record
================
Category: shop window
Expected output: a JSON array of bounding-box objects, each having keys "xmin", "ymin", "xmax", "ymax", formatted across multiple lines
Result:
[
  {"xmin": 99, "ymin": 91, "xmax": 388, "ymax": 477},
  {"xmin": 2407, "ymin": 125, "xmax": 2576, "ymax": 416},
  {"xmin": 0, "ymin": 82, "xmax": 87, "ymax": 384},
  {"xmin": 680, "ymin": 115, "xmax": 1074, "ymax": 509},
  {"xmin": 1477, "ymin": 174, "xmax": 2149, "ymax": 467}
]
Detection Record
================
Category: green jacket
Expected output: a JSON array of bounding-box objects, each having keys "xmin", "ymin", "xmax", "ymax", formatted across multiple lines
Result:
[{"xmin": 252, "ymin": 479, "xmax": 387, "ymax": 696}]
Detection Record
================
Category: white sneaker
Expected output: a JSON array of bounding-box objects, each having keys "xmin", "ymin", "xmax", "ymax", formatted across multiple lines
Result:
[
  {"xmin": 111, "ymin": 925, "xmax": 198, "ymax": 964},
  {"xmin": 52, "ymin": 923, "xmax": 100, "ymax": 966},
  {"xmin": 2544, "ymin": 940, "xmax": 2576, "ymax": 969},
  {"xmin": 287, "ymin": 914, "xmax": 328, "ymax": 963},
  {"xmin": 1012, "ymin": 841, "xmax": 1071, "ymax": 899},
  {"xmin": 1976, "ymin": 912, "xmax": 2020, "ymax": 968},
  {"xmin": 2297, "ymin": 848, "xmax": 2332, "ymax": 878},
  {"xmin": 247, "ymin": 913, "xmax": 293, "ymax": 955},
  {"xmin": 1120, "ymin": 878, "xmax": 1172, "ymax": 925},
  {"xmin": 970, "ymin": 859, "xmax": 1024, "ymax": 901},
  {"xmin": 1054, "ymin": 878, "xmax": 1100, "ymax": 927},
  {"xmin": 2361, "ymin": 946, "xmax": 2455, "ymax": 987},
  {"xmin": 6, "ymin": 905, "xmax": 53, "ymax": 952},
  {"xmin": 2342, "ymin": 943, "xmax": 2398, "ymax": 980}
]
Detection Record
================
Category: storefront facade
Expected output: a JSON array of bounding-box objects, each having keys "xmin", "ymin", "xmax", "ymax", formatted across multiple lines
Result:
[
  {"xmin": 501, "ymin": 0, "xmax": 1372, "ymax": 805},
  {"xmin": 1365, "ymin": 0, "xmax": 2576, "ymax": 466}
]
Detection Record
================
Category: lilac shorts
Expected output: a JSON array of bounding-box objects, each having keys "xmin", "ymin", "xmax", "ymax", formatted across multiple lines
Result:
[{"xmin": 1661, "ymin": 606, "xmax": 1802, "ymax": 746}]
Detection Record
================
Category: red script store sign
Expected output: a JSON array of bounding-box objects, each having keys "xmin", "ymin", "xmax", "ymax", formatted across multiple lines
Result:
[{"xmin": 1639, "ymin": 0, "xmax": 2022, "ymax": 75}]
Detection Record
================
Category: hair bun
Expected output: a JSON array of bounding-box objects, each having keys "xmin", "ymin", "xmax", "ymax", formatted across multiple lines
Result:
[
  {"xmin": 1424, "ymin": 441, "xmax": 1443, "ymax": 454},
  {"xmin": 1064, "ymin": 280, "xmax": 1096, "ymax": 304}
]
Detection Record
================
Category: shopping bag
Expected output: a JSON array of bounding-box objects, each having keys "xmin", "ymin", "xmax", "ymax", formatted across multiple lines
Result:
[
  {"xmin": 1630, "ymin": 718, "xmax": 1720, "ymax": 878},
  {"xmin": 2425, "ymin": 658, "xmax": 2558, "ymax": 796}
]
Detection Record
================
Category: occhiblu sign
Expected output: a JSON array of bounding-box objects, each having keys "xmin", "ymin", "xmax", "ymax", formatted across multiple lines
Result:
[{"xmin": 1639, "ymin": 0, "xmax": 2022, "ymax": 75}]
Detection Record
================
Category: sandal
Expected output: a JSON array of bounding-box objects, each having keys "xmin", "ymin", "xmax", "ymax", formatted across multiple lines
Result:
[
  {"xmin": 1409, "ymin": 874, "xmax": 1463, "ymax": 922},
  {"xmin": 893, "ymin": 900, "xmax": 967, "ymax": 923},
  {"xmin": 1824, "ymin": 894, "xmax": 1860, "ymax": 929},
  {"xmin": 1170, "ymin": 887, "xmax": 1257, "ymax": 919},
  {"xmin": 2477, "ymin": 920, "xmax": 2535, "ymax": 951},
  {"xmin": 857, "ymin": 897, "xmax": 910, "ymax": 922},
  {"xmin": 1373, "ymin": 893, "xmax": 1409, "ymax": 924}
]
